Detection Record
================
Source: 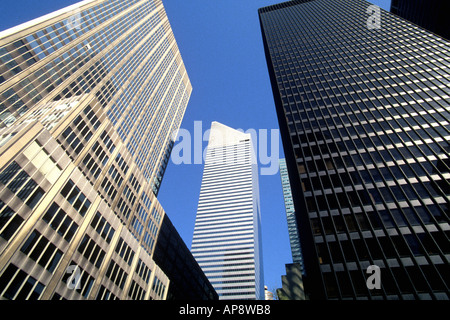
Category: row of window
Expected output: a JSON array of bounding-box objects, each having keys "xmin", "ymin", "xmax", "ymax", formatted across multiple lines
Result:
[
  {"xmin": 323, "ymin": 264, "xmax": 448, "ymax": 298},
  {"xmin": 316, "ymin": 230, "xmax": 448, "ymax": 266},
  {"xmin": 0, "ymin": 0, "xmax": 152, "ymax": 126}
]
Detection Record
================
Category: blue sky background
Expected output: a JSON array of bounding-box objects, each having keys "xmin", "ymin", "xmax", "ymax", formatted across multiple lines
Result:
[{"xmin": 0, "ymin": 0, "xmax": 391, "ymax": 295}]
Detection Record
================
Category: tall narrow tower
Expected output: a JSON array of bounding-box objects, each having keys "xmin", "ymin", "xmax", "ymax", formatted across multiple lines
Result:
[
  {"xmin": 279, "ymin": 158, "xmax": 304, "ymax": 273},
  {"xmin": 191, "ymin": 121, "xmax": 264, "ymax": 300}
]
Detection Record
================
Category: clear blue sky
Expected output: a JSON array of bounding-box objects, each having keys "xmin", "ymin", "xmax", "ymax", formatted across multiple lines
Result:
[{"xmin": 0, "ymin": 0, "xmax": 391, "ymax": 296}]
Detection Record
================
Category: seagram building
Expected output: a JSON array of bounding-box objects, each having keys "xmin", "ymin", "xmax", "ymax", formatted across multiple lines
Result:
[
  {"xmin": 259, "ymin": 0, "xmax": 449, "ymax": 300},
  {"xmin": 0, "ymin": 0, "xmax": 217, "ymax": 300}
]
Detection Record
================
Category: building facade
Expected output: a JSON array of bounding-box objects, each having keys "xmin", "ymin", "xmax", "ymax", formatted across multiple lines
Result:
[
  {"xmin": 0, "ymin": 0, "xmax": 216, "ymax": 300},
  {"xmin": 279, "ymin": 158, "xmax": 304, "ymax": 272},
  {"xmin": 277, "ymin": 263, "xmax": 305, "ymax": 300},
  {"xmin": 390, "ymin": 0, "xmax": 449, "ymax": 40},
  {"xmin": 191, "ymin": 121, "xmax": 264, "ymax": 300},
  {"xmin": 259, "ymin": 0, "xmax": 449, "ymax": 300}
]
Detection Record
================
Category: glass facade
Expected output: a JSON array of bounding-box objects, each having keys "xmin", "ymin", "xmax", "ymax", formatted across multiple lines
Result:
[
  {"xmin": 279, "ymin": 158, "xmax": 304, "ymax": 273},
  {"xmin": 0, "ymin": 0, "xmax": 215, "ymax": 300},
  {"xmin": 259, "ymin": 0, "xmax": 449, "ymax": 300},
  {"xmin": 191, "ymin": 122, "xmax": 264, "ymax": 300},
  {"xmin": 0, "ymin": 0, "xmax": 189, "ymax": 193}
]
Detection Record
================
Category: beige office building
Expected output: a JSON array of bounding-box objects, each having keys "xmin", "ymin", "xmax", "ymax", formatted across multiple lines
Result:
[{"xmin": 0, "ymin": 0, "xmax": 211, "ymax": 300}]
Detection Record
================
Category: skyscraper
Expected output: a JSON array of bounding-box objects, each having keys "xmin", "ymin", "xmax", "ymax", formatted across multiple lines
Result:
[
  {"xmin": 259, "ymin": 0, "xmax": 449, "ymax": 300},
  {"xmin": 0, "ymin": 0, "xmax": 217, "ymax": 300},
  {"xmin": 191, "ymin": 121, "xmax": 264, "ymax": 300},
  {"xmin": 390, "ymin": 0, "xmax": 449, "ymax": 40},
  {"xmin": 279, "ymin": 158, "xmax": 303, "ymax": 272}
]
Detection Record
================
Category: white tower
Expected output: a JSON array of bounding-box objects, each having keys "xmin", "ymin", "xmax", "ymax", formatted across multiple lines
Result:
[{"xmin": 191, "ymin": 121, "xmax": 264, "ymax": 300}]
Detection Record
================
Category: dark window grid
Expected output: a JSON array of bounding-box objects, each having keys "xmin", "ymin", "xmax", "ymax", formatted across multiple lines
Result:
[
  {"xmin": 41, "ymin": 202, "xmax": 78, "ymax": 242},
  {"xmin": 115, "ymin": 198, "xmax": 131, "ymax": 222},
  {"xmin": 89, "ymin": 211, "xmax": 115, "ymax": 244},
  {"xmin": 121, "ymin": 184, "xmax": 137, "ymax": 206},
  {"xmin": 128, "ymin": 280, "xmax": 146, "ymax": 300},
  {"xmin": 0, "ymin": 200, "xmax": 25, "ymax": 241},
  {"xmin": 262, "ymin": 0, "xmax": 448, "ymax": 250},
  {"xmin": 107, "ymin": 165, "xmax": 124, "ymax": 187},
  {"xmin": 60, "ymin": 179, "xmax": 91, "ymax": 217},
  {"xmin": 20, "ymin": 230, "xmax": 63, "ymax": 273},
  {"xmin": 416, "ymin": 246, "xmax": 450, "ymax": 291},
  {"xmin": 114, "ymin": 238, "xmax": 135, "ymax": 266},
  {"xmin": 405, "ymin": 159, "xmax": 449, "ymax": 196},
  {"xmin": 77, "ymin": 234, "xmax": 106, "ymax": 269},
  {"xmin": 128, "ymin": 174, "xmax": 141, "ymax": 194},
  {"xmin": 407, "ymin": 190, "xmax": 450, "ymax": 227},
  {"xmin": 0, "ymin": 263, "xmax": 45, "ymax": 300},
  {"xmin": 100, "ymin": 177, "xmax": 119, "ymax": 201},
  {"xmin": 135, "ymin": 259, "xmax": 151, "ymax": 285},
  {"xmin": 82, "ymin": 105, "xmax": 101, "ymax": 130},
  {"xmin": 99, "ymin": 131, "xmax": 116, "ymax": 154},
  {"xmin": 115, "ymin": 153, "xmax": 129, "ymax": 175},
  {"xmin": 105, "ymin": 260, "xmax": 128, "ymax": 290},
  {"xmin": 130, "ymin": 215, "xmax": 144, "ymax": 240},
  {"xmin": 367, "ymin": 184, "xmax": 429, "ymax": 229},
  {"xmin": 0, "ymin": 164, "xmax": 44, "ymax": 210},
  {"xmin": 333, "ymin": 270, "xmax": 359, "ymax": 299},
  {"xmin": 60, "ymin": 124, "xmax": 86, "ymax": 157},
  {"xmin": 81, "ymin": 152, "xmax": 103, "ymax": 179},
  {"xmin": 389, "ymin": 266, "xmax": 423, "ymax": 298},
  {"xmin": 54, "ymin": 61, "xmax": 107, "ymax": 100},
  {"xmin": 404, "ymin": 265, "xmax": 441, "ymax": 296},
  {"xmin": 91, "ymin": 140, "xmax": 110, "ymax": 167}
]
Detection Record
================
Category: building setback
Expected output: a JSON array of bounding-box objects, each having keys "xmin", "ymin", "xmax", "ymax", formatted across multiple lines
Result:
[
  {"xmin": 0, "ymin": 0, "xmax": 217, "ymax": 300},
  {"xmin": 191, "ymin": 121, "xmax": 264, "ymax": 300},
  {"xmin": 259, "ymin": 0, "xmax": 449, "ymax": 300}
]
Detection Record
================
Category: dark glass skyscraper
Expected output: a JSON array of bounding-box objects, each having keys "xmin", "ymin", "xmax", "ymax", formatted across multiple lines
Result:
[
  {"xmin": 390, "ymin": 0, "xmax": 449, "ymax": 40},
  {"xmin": 259, "ymin": 0, "xmax": 449, "ymax": 300}
]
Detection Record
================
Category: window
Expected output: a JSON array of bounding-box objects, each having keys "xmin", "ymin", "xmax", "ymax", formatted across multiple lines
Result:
[
  {"xmin": 105, "ymin": 260, "xmax": 128, "ymax": 290},
  {"xmin": 135, "ymin": 259, "xmax": 151, "ymax": 284},
  {"xmin": 332, "ymin": 215, "xmax": 346, "ymax": 233},
  {"xmin": 42, "ymin": 202, "xmax": 78, "ymax": 242},
  {"xmin": 60, "ymin": 180, "xmax": 91, "ymax": 216},
  {"xmin": 21, "ymin": 230, "xmax": 63, "ymax": 273},
  {"xmin": 0, "ymin": 200, "xmax": 23, "ymax": 241},
  {"xmin": 316, "ymin": 243, "xmax": 330, "ymax": 264},
  {"xmin": 115, "ymin": 238, "xmax": 135, "ymax": 266},
  {"xmin": 0, "ymin": 161, "xmax": 43, "ymax": 208},
  {"xmin": 77, "ymin": 234, "xmax": 106, "ymax": 268},
  {"xmin": 353, "ymin": 239, "xmax": 369, "ymax": 261},
  {"xmin": 128, "ymin": 280, "xmax": 146, "ymax": 300},
  {"xmin": 90, "ymin": 211, "xmax": 115, "ymax": 243},
  {"xmin": 344, "ymin": 214, "xmax": 358, "ymax": 232},
  {"xmin": 0, "ymin": 264, "xmax": 44, "ymax": 300},
  {"xmin": 151, "ymin": 276, "xmax": 166, "ymax": 298},
  {"xmin": 355, "ymin": 213, "xmax": 370, "ymax": 231},
  {"xmin": 323, "ymin": 272, "xmax": 339, "ymax": 298},
  {"xmin": 329, "ymin": 242, "xmax": 344, "ymax": 263}
]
